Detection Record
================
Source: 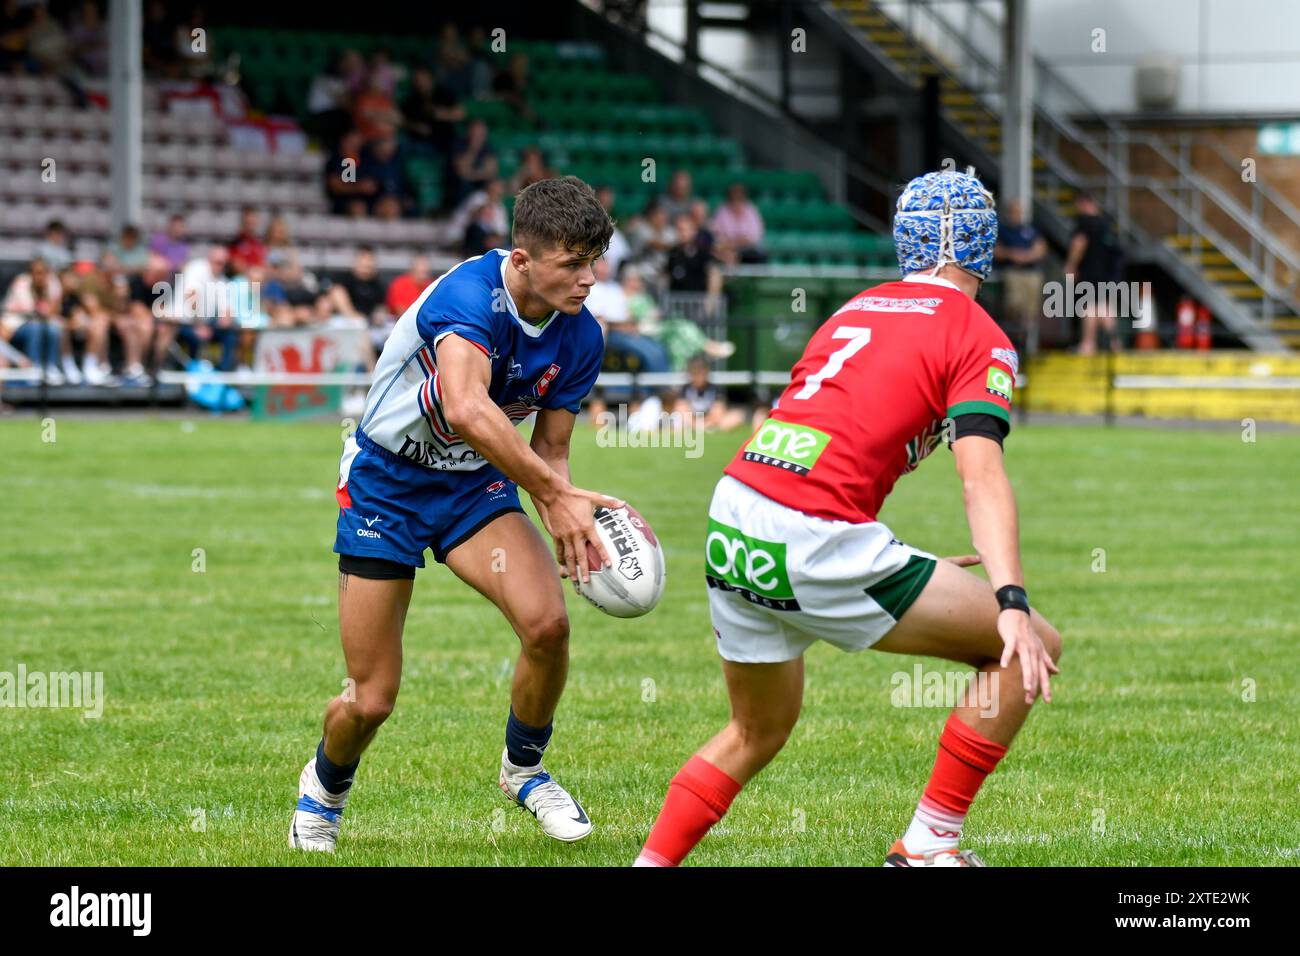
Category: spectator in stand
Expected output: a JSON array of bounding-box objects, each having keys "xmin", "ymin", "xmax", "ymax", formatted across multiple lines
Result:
[
  {"xmin": 462, "ymin": 25, "xmax": 496, "ymax": 97},
  {"xmin": 26, "ymin": 1, "xmax": 69, "ymax": 78},
  {"xmin": 445, "ymin": 176, "xmax": 508, "ymax": 249},
  {"xmin": 227, "ymin": 206, "xmax": 267, "ymax": 273},
  {"xmin": 688, "ymin": 198, "xmax": 715, "ymax": 255},
  {"xmin": 435, "ymin": 23, "xmax": 476, "ymax": 99},
  {"xmin": 324, "ymin": 128, "xmax": 377, "ymax": 217},
  {"xmin": 0, "ymin": 0, "xmax": 33, "ymax": 76},
  {"xmin": 305, "ymin": 50, "xmax": 359, "ymax": 148},
  {"xmin": 994, "ymin": 196, "xmax": 1047, "ymax": 357},
  {"xmin": 2, "ymin": 257, "xmax": 66, "ymax": 382},
  {"xmin": 128, "ymin": 252, "xmax": 180, "ymax": 373},
  {"xmin": 491, "ymin": 51, "xmax": 536, "ymax": 124},
  {"xmin": 263, "ymin": 251, "xmax": 321, "ymax": 325},
  {"xmin": 710, "ymin": 182, "xmax": 767, "ymax": 264},
  {"xmin": 60, "ymin": 258, "xmax": 117, "ymax": 384},
  {"xmin": 659, "ymin": 169, "xmax": 696, "ymax": 223},
  {"xmin": 352, "ymin": 69, "xmax": 402, "ymax": 143},
  {"xmin": 367, "ymin": 47, "xmax": 402, "ymax": 99},
  {"xmin": 447, "ymin": 118, "xmax": 498, "ymax": 209},
  {"xmin": 68, "ymin": 0, "xmax": 108, "ymax": 77},
  {"xmin": 361, "ymin": 134, "xmax": 412, "ymax": 220},
  {"xmin": 401, "ymin": 64, "xmax": 464, "ymax": 156},
  {"xmin": 596, "ymin": 185, "xmax": 630, "ymax": 277},
  {"xmin": 506, "ymin": 145, "xmax": 555, "ymax": 195},
  {"xmin": 1063, "ymin": 191, "xmax": 1126, "ymax": 354},
  {"xmin": 386, "ymin": 255, "xmax": 431, "ymax": 317},
  {"xmin": 463, "ymin": 200, "xmax": 508, "ymax": 257},
  {"xmin": 178, "ymin": 245, "xmax": 239, "ymax": 371},
  {"xmin": 105, "ymin": 223, "xmax": 148, "ymax": 275},
  {"xmin": 331, "ymin": 246, "xmax": 393, "ymax": 351},
  {"xmin": 671, "ymin": 353, "xmax": 745, "ymax": 431},
  {"xmin": 149, "ymin": 213, "xmax": 190, "ymax": 274},
  {"xmin": 264, "ymin": 215, "xmax": 294, "ymax": 275},
  {"xmin": 626, "ymin": 199, "xmax": 676, "ymax": 291},
  {"xmin": 37, "ymin": 219, "xmax": 73, "ymax": 272},
  {"xmin": 588, "ymin": 256, "xmax": 670, "ymax": 373},
  {"xmin": 667, "ymin": 213, "xmax": 722, "ymax": 295},
  {"xmin": 623, "ymin": 265, "xmax": 735, "ymax": 371},
  {"xmin": 140, "ymin": 0, "xmax": 178, "ymax": 77}
]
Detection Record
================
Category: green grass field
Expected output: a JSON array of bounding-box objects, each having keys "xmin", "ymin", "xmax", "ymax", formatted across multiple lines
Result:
[{"xmin": 2, "ymin": 414, "xmax": 1298, "ymax": 866}]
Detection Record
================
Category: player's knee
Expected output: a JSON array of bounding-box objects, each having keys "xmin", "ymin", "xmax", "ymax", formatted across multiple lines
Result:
[
  {"xmin": 732, "ymin": 716, "xmax": 794, "ymax": 760},
  {"xmin": 351, "ymin": 690, "xmax": 397, "ymax": 729},
  {"xmin": 519, "ymin": 613, "xmax": 570, "ymax": 655}
]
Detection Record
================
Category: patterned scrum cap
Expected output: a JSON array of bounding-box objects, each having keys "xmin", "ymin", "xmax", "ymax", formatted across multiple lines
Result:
[{"xmin": 893, "ymin": 168, "xmax": 998, "ymax": 280}]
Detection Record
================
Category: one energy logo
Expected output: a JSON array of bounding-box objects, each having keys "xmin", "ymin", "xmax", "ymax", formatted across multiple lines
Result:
[
  {"xmin": 704, "ymin": 518, "xmax": 800, "ymax": 610},
  {"xmin": 741, "ymin": 419, "xmax": 830, "ymax": 476},
  {"xmin": 985, "ymin": 366, "xmax": 1013, "ymax": 401}
]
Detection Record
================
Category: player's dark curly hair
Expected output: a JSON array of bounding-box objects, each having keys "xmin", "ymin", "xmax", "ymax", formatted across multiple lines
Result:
[{"xmin": 512, "ymin": 176, "xmax": 614, "ymax": 259}]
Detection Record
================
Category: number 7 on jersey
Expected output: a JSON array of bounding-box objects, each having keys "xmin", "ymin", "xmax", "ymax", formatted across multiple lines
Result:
[{"xmin": 792, "ymin": 326, "xmax": 872, "ymax": 400}]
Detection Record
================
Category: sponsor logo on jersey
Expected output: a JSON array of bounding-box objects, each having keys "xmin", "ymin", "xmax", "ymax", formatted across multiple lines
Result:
[
  {"xmin": 704, "ymin": 518, "xmax": 800, "ymax": 610},
  {"xmin": 834, "ymin": 295, "xmax": 943, "ymax": 316},
  {"xmin": 741, "ymin": 419, "xmax": 831, "ymax": 476},
  {"xmin": 534, "ymin": 363, "xmax": 561, "ymax": 398},
  {"xmin": 990, "ymin": 347, "xmax": 1019, "ymax": 375},
  {"xmin": 985, "ymin": 366, "xmax": 1014, "ymax": 401},
  {"xmin": 505, "ymin": 357, "xmax": 524, "ymax": 383}
]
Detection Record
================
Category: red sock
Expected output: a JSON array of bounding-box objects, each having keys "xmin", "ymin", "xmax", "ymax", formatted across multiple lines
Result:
[
  {"xmin": 637, "ymin": 755, "xmax": 742, "ymax": 867},
  {"xmin": 922, "ymin": 713, "xmax": 1008, "ymax": 817}
]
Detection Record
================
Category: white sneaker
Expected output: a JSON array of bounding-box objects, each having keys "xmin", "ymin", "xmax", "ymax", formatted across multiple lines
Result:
[
  {"xmin": 289, "ymin": 758, "xmax": 349, "ymax": 852},
  {"xmin": 61, "ymin": 356, "xmax": 83, "ymax": 385},
  {"xmin": 83, "ymin": 357, "xmax": 108, "ymax": 385},
  {"xmin": 498, "ymin": 748, "xmax": 592, "ymax": 842},
  {"xmin": 42, "ymin": 365, "xmax": 65, "ymax": 385}
]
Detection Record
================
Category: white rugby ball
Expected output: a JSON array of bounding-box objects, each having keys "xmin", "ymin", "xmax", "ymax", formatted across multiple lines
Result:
[{"xmin": 573, "ymin": 504, "xmax": 666, "ymax": 618}]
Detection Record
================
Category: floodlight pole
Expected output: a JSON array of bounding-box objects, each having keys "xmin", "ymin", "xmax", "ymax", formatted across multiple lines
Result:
[
  {"xmin": 1001, "ymin": 0, "xmax": 1031, "ymax": 211},
  {"xmin": 109, "ymin": 0, "xmax": 143, "ymax": 234}
]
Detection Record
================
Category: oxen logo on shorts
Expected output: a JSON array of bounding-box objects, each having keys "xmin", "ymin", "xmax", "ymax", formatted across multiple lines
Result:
[
  {"xmin": 704, "ymin": 518, "xmax": 800, "ymax": 611},
  {"xmin": 741, "ymin": 419, "xmax": 830, "ymax": 477},
  {"xmin": 484, "ymin": 479, "xmax": 509, "ymax": 500}
]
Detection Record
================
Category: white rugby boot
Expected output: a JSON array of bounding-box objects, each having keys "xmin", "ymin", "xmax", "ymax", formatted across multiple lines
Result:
[
  {"xmin": 289, "ymin": 757, "xmax": 349, "ymax": 852},
  {"xmin": 498, "ymin": 748, "xmax": 593, "ymax": 842}
]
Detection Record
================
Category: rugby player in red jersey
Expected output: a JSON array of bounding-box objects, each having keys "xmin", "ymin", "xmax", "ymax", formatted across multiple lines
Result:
[{"xmin": 636, "ymin": 169, "xmax": 1062, "ymax": 867}]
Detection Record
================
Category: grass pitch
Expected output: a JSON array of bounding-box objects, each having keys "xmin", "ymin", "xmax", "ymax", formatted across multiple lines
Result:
[{"xmin": 2, "ymin": 414, "xmax": 1297, "ymax": 865}]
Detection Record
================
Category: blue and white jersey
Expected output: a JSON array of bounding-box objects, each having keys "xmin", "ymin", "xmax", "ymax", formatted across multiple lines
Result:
[{"xmin": 353, "ymin": 249, "xmax": 605, "ymax": 472}]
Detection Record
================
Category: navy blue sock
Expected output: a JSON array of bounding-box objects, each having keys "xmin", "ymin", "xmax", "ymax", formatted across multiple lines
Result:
[
  {"xmin": 315, "ymin": 738, "xmax": 359, "ymax": 796},
  {"xmin": 505, "ymin": 709, "xmax": 552, "ymax": 768}
]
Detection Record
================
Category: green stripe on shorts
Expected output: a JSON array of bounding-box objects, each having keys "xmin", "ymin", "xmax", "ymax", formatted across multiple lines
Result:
[{"xmin": 864, "ymin": 554, "xmax": 937, "ymax": 621}]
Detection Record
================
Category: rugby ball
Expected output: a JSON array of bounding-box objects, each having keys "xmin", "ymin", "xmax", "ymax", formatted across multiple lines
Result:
[{"xmin": 573, "ymin": 504, "xmax": 666, "ymax": 618}]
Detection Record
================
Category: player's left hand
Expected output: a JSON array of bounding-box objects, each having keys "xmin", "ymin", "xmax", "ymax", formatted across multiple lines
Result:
[{"xmin": 997, "ymin": 608, "xmax": 1060, "ymax": 705}]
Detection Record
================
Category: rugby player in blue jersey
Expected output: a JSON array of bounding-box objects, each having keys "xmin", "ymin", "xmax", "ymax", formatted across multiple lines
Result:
[{"xmin": 291, "ymin": 177, "xmax": 622, "ymax": 851}]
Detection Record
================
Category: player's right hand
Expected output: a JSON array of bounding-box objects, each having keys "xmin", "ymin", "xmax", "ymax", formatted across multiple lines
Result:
[
  {"xmin": 997, "ymin": 608, "xmax": 1059, "ymax": 705},
  {"xmin": 538, "ymin": 485, "xmax": 624, "ymax": 585}
]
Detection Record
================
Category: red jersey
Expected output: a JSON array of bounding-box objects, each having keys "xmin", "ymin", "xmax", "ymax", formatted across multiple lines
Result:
[{"xmin": 724, "ymin": 274, "xmax": 1017, "ymax": 523}]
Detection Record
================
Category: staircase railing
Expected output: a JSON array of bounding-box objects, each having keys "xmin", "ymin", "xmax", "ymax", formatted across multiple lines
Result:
[{"xmin": 855, "ymin": 0, "xmax": 1299, "ymax": 337}]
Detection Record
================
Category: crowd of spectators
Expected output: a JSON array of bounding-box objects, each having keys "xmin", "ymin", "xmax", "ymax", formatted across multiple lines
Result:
[
  {"xmin": 0, "ymin": 210, "xmax": 426, "ymax": 385},
  {"xmin": 1, "ymin": 10, "xmax": 769, "ymax": 427}
]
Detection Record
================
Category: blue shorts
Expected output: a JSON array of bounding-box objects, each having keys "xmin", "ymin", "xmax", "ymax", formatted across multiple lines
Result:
[{"xmin": 333, "ymin": 430, "xmax": 524, "ymax": 568}]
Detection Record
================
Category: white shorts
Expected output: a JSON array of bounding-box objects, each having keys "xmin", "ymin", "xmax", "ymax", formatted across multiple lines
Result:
[{"xmin": 706, "ymin": 475, "xmax": 939, "ymax": 663}]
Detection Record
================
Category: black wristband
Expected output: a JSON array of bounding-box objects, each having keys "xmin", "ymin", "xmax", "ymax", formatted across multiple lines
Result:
[{"xmin": 995, "ymin": 585, "xmax": 1030, "ymax": 615}]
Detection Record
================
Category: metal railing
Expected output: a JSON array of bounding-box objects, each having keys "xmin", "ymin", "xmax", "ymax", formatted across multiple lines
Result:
[{"xmin": 834, "ymin": 0, "xmax": 1297, "ymax": 347}]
